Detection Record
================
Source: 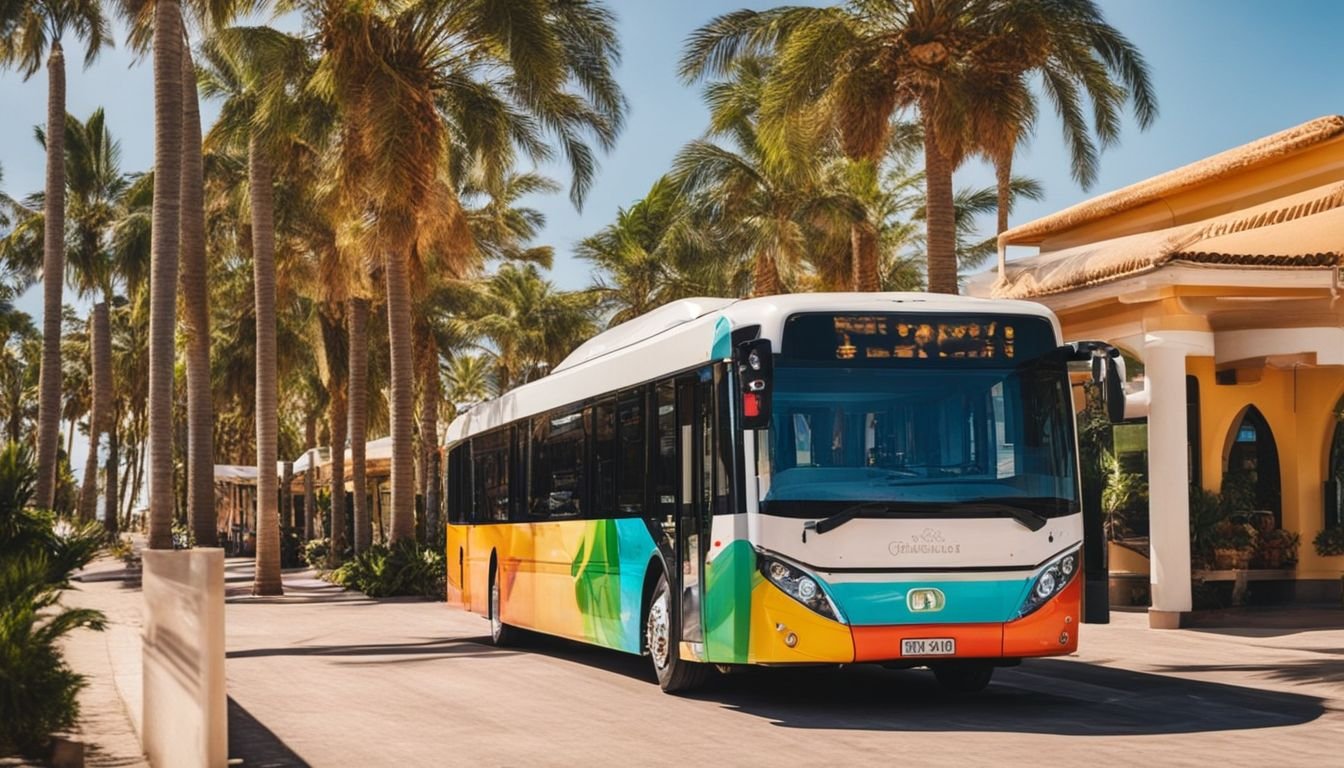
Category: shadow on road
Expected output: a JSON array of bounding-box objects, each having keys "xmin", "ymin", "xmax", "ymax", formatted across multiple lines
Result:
[
  {"xmin": 494, "ymin": 635, "xmax": 1326, "ymax": 737},
  {"xmin": 229, "ymin": 696, "xmax": 310, "ymax": 767},
  {"xmin": 227, "ymin": 636, "xmax": 520, "ymax": 665}
]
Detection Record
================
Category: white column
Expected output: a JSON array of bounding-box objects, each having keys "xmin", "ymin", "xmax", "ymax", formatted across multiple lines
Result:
[{"xmin": 1143, "ymin": 330, "xmax": 1214, "ymax": 629}]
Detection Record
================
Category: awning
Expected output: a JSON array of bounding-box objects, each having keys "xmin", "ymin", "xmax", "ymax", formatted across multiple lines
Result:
[
  {"xmin": 986, "ymin": 181, "xmax": 1344, "ymax": 299},
  {"xmin": 213, "ymin": 463, "xmax": 286, "ymax": 486}
]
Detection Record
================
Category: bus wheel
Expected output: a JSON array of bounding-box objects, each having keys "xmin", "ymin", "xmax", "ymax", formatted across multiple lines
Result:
[
  {"xmin": 932, "ymin": 661, "xmax": 994, "ymax": 693},
  {"xmin": 646, "ymin": 573, "xmax": 710, "ymax": 693},
  {"xmin": 489, "ymin": 563, "xmax": 517, "ymax": 647}
]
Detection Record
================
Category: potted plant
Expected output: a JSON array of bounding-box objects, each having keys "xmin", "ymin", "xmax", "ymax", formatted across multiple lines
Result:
[
  {"xmin": 1257, "ymin": 529, "xmax": 1300, "ymax": 569},
  {"xmin": 1314, "ymin": 526, "xmax": 1344, "ymax": 557},
  {"xmin": 1211, "ymin": 519, "xmax": 1256, "ymax": 569}
]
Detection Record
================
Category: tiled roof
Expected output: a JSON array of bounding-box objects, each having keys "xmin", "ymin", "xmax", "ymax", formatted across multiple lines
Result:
[{"xmin": 1000, "ymin": 115, "xmax": 1344, "ymax": 247}]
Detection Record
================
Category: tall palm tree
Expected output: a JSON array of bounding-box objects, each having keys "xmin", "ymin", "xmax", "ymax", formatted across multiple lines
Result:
[
  {"xmin": 51, "ymin": 109, "xmax": 128, "ymax": 525},
  {"xmin": 670, "ymin": 57, "xmax": 861, "ymax": 297},
  {"xmin": 199, "ymin": 25, "xmax": 309, "ymax": 594},
  {"xmin": 682, "ymin": 0, "xmax": 1155, "ymax": 293},
  {"xmin": 179, "ymin": 45, "xmax": 216, "ymax": 545},
  {"xmin": 313, "ymin": 0, "xmax": 626, "ymax": 544},
  {"xmin": 444, "ymin": 353, "xmax": 494, "ymax": 408},
  {"xmin": 347, "ymin": 295, "xmax": 370, "ymax": 553},
  {"xmin": 1, "ymin": 0, "xmax": 110, "ymax": 507}
]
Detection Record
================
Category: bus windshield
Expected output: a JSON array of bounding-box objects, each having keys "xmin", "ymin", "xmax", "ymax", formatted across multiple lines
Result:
[{"xmin": 759, "ymin": 313, "xmax": 1078, "ymax": 518}]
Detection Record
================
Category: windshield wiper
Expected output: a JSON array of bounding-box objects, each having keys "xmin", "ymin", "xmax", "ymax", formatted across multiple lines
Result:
[
  {"xmin": 802, "ymin": 501, "xmax": 893, "ymax": 541},
  {"xmin": 946, "ymin": 502, "xmax": 1048, "ymax": 532}
]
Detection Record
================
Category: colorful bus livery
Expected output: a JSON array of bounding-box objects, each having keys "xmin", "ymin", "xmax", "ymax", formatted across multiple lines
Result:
[{"xmin": 444, "ymin": 293, "xmax": 1119, "ymax": 693}]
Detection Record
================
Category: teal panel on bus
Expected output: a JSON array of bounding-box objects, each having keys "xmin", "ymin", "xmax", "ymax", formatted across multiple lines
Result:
[
  {"xmin": 710, "ymin": 315, "xmax": 732, "ymax": 360},
  {"xmin": 570, "ymin": 518, "xmax": 657, "ymax": 654},
  {"xmin": 827, "ymin": 577, "xmax": 1033, "ymax": 625},
  {"xmin": 703, "ymin": 539, "xmax": 755, "ymax": 663}
]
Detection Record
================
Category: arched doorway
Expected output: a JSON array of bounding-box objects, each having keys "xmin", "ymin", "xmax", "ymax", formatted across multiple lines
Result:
[
  {"xmin": 1223, "ymin": 406, "xmax": 1282, "ymax": 526},
  {"xmin": 1328, "ymin": 395, "xmax": 1344, "ymax": 528}
]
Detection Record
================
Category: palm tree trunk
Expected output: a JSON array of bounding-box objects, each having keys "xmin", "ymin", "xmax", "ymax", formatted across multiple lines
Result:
[
  {"xmin": 147, "ymin": 0, "xmax": 185, "ymax": 548},
  {"xmin": 751, "ymin": 250, "xmax": 781, "ymax": 297},
  {"xmin": 303, "ymin": 448, "xmax": 315, "ymax": 540},
  {"xmin": 34, "ymin": 42, "xmax": 67, "ymax": 510},
  {"xmin": 419, "ymin": 342, "xmax": 441, "ymax": 546},
  {"xmin": 105, "ymin": 413, "xmax": 119, "ymax": 537},
  {"xmin": 180, "ymin": 46, "xmax": 216, "ymax": 547},
  {"xmin": 385, "ymin": 249, "xmax": 416, "ymax": 544},
  {"xmin": 303, "ymin": 414, "xmax": 316, "ymax": 540},
  {"xmin": 67, "ymin": 418, "xmax": 76, "ymax": 462},
  {"xmin": 995, "ymin": 155, "xmax": 1012, "ymax": 236},
  {"xmin": 348, "ymin": 297, "xmax": 370, "ymax": 553},
  {"xmin": 78, "ymin": 303, "xmax": 110, "ymax": 522},
  {"xmin": 850, "ymin": 224, "xmax": 880, "ymax": 292},
  {"xmin": 249, "ymin": 134, "xmax": 282, "ymax": 596},
  {"xmin": 922, "ymin": 116, "xmax": 959, "ymax": 295},
  {"xmin": 327, "ymin": 382, "xmax": 347, "ymax": 563}
]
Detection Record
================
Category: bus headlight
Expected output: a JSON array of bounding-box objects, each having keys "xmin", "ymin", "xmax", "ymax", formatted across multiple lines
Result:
[
  {"xmin": 1017, "ymin": 547, "xmax": 1080, "ymax": 619},
  {"xmin": 758, "ymin": 555, "xmax": 844, "ymax": 622}
]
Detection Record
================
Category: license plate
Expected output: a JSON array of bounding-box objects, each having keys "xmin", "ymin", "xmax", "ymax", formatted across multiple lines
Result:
[{"xmin": 901, "ymin": 638, "xmax": 956, "ymax": 656}]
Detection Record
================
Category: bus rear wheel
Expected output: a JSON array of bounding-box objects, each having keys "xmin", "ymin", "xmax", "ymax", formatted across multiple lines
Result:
[
  {"xmin": 932, "ymin": 660, "xmax": 994, "ymax": 693},
  {"xmin": 489, "ymin": 563, "xmax": 518, "ymax": 647},
  {"xmin": 647, "ymin": 573, "xmax": 710, "ymax": 694}
]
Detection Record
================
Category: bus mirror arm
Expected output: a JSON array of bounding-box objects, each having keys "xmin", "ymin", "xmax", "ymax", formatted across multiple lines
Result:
[{"xmin": 1066, "ymin": 341, "xmax": 1126, "ymax": 423}]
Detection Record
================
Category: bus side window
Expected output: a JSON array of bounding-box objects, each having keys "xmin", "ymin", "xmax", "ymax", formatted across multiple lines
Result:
[
  {"xmin": 446, "ymin": 444, "xmax": 468, "ymax": 524},
  {"xmin": 654, "ymin": 382, "xmax": 677, "ymax": 522},
  {"xmin": 532, "ymin": 408, "xmax": 586, "ymax": 518},
  {"xmin": 594, "ymin": 398, "xmax": 617, "ymax": 515},
  {"xmin": 472, "ymin": 429, "xmax": 510, "ymax": 522},
  {"xmin": 617, "ymin": 390, "xmax": 645, "ymax": 516}
]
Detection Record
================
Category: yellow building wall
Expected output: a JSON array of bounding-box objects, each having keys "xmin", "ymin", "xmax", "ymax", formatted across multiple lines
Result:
[{"xmin": 1187, "ymin": 358, "xmax": 1344, "ymax": 581}]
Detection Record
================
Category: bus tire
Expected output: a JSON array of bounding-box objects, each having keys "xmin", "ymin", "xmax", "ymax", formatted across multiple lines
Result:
[
  {"xmin": 646, "ymin": 572, "xmax": 710, "ymax": 693},
  {"xmin": 489, "ymin": 561, "xmax": 518, "ymax": 647},
  {"xmin": 932, "ymin": 660, "xmax": 994, "ymax": 693}
]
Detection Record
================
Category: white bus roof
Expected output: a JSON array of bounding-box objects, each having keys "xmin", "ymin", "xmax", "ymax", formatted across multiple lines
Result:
[{"xmin": 444, "ymin": 292, "xmax": 1058, "ymax": 445}]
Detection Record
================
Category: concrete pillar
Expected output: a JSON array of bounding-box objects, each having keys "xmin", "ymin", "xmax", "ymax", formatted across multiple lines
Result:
[{"xmin": 1144, "ymin": 330, "xmax": 1214, "ymax": 629}]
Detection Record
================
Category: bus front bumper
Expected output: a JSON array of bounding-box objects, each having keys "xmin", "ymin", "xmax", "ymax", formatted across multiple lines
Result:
[{"xmin": 749, "ymin": 575, "xmax": 1081, "ymax": 665}]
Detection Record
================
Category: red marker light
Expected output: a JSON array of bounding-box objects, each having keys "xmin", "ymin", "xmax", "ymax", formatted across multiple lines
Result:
[{"xmin": 744, "ymin": 392, "xmax": 761, "ymax": 418}]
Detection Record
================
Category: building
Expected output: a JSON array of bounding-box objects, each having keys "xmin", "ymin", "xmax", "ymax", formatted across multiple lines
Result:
[{"xmin": 969, "ymin": 116, "xmax": 1344, "ymax": 628}]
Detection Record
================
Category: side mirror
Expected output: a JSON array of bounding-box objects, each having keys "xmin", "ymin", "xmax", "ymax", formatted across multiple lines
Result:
[
  {"xmin": 1065, "ymin": 341, "xmax": 1126, "ymax": 423},
  {"xmin": 736, "ymin": 338, "xmax": 773, "ymax": 430}
]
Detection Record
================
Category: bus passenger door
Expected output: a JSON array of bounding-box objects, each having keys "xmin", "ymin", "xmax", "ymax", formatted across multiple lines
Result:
[{"xmin": 675, "ymin": 373, "xmax": 714, "ymax": 649}]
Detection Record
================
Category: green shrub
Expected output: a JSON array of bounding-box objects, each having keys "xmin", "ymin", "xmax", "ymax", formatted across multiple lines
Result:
[
  {"xmin": 303, "ymin": 538, "xmax": 331, "ymax": 569},
  {"xmin": 0, "ymin": 555, "xmax": 107, "ymax": 756},
  {"xmin": 330, "ymin": 541, "xmax": 445, "ymax": 599},
  {"xmin": 1314, "ymin": 527, "xmax": 1344, "ymax": 557},
  {"xmin": 0, "ymin": 443, "xmax": 106, "ymax": 756}
]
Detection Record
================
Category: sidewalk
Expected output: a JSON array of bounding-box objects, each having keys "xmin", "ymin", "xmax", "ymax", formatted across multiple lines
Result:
[{"xmin": 61, "ymin": 557, "xmax": 148, "ymax": 768}]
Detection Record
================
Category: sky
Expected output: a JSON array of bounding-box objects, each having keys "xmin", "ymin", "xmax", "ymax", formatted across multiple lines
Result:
[{"xmin": 3, "ymin": 0, "xmax": 1344, "ymax": 474}]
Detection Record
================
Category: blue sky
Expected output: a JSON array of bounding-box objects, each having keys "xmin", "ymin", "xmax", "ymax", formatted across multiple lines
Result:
[{"xmin": 3, "ymin": 0, "xmax": 1344, "ymax": 306}]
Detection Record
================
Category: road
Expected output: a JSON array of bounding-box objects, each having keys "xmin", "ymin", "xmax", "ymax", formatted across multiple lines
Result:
[{"xmin": 212, "ymin": 560, "xmax": 1344, "ymax": 767}]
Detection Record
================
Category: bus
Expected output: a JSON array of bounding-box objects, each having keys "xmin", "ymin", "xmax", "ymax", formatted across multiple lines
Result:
[{"xmin": 444, "ymin": 292, "xmax": 1121, "ymax": 693}]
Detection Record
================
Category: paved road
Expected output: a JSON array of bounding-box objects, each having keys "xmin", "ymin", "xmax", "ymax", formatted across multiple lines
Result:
[{"xmin": 216, "ymin": 560, "xmax": 1344, "ymax": 767}]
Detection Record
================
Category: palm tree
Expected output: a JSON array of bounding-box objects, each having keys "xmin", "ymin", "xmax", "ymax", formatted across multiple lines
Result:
[
  {"xmin": 670, "ymin": 57, "xmax": 861, "ymax": 297},
  {"xmin": 199, "ymin": 25, "xmax": 309, "ymax": 594},
  {"xmin": 444, "ymin": 353, "xmax": 494, "ymax": 408},
  {"xmin": 577, "ymin": 176, "xmax": 717, "ymax": 323},
  {"xmin": 467, "ymin": 263, "xmax": 597, "ymax": 390},
  {"xmin": 313, "ymin": 0, "xmax": 626, "ymax": 544},
  {"xmin": 1, "ymin": 0, "xmax": 111, "ymax": 507},
  {"xmin": 347, "ymin": 296, "xmax": 370, "ymax": 553},
  {"xmin": 50, "ymin": 109, "xmax": 128, "ymax": 525},
  {"xmin": 681, "ymin": 0, "xmax": 1155, "ymax": 293},
  {"xmin": 179, "ymin": 45, "xmax": 216, "ymax": 546}
]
